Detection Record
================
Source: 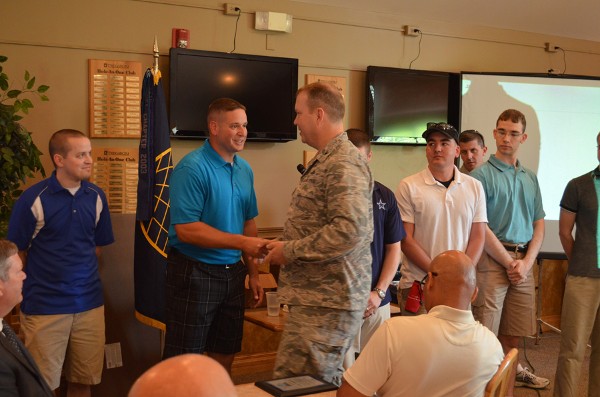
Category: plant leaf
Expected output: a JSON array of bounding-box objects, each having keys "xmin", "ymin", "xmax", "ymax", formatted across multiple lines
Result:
[
  {"xmin": 7, "ymin": 90, "xmax": 21, "ymax": 98},
  {"xmin": 0, "ymin": 56, "xmax": 48, "ymax": 226}
]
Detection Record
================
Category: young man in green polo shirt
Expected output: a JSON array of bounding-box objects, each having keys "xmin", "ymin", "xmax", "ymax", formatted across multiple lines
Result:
[{"xmin": 470, "ymin": 109, "xmax": 549, "ymax": 393}]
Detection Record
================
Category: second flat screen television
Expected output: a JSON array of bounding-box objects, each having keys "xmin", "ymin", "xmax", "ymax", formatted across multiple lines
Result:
[
  {"xmin": 169, "ymin": 48, "xmax": 298, "ymax": 142},
  {"xmin": 366, "ymin": 66, "xmax": 459, "ymax": 145}
]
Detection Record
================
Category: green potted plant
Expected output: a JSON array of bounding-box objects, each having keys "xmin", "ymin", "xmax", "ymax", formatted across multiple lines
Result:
[{"xmin": 0, "ymin": 55, "xmax": 50, "ymax": 237}]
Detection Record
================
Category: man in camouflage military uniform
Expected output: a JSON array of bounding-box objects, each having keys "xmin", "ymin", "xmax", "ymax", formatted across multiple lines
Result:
[{"xmin": 266, "ymin": 82, "xmax": 373, "ymax": 386}]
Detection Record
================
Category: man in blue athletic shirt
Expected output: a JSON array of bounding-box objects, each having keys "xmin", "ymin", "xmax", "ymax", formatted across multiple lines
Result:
[{"xmin": 8, "ymin": 129, "xmax": 114, "ymax": 397}]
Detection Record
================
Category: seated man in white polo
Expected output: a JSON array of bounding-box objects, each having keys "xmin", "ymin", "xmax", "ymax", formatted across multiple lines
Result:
[{"xmin": 338, "ymin": 250, "xmax": 504, "ymax": 397}]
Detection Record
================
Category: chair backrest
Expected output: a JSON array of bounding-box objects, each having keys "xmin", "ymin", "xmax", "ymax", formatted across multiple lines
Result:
[{"xmin": 484, "ymin": 348, "xmax": 519, "ymax": 397}]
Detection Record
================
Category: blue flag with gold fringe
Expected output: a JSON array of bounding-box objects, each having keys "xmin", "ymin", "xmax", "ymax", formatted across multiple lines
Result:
[{"xmin": 134, "ymin": 68, "xmax": 172, "ymax": 329}]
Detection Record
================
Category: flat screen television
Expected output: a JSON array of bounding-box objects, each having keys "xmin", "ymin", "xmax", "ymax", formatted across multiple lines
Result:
[
  {"xmin": 169, "ymin": 48, "xmax": 298, "ymax": 142},
  {"xmin": 366, "ymin": 66, "xmax": 460, "ymax": 145}
]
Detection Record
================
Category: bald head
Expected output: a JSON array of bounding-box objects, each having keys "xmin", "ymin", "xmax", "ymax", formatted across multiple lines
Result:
[
  {"xmin": 422, "ymin": 250, "xmax": 477, "ymax": 311},
  {"xmin": 128, "ymin": 354, "xmax": 237, "ymax": 397}
]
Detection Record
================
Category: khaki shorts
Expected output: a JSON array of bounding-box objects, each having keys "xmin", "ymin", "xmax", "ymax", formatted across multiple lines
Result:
[
  {"xmin": 472, "ymin": 253, "xmax": 536, "ymax": 337},
  {"xmin": 21, "ymin": 306, "xmax": 105, "ymax": 390}
]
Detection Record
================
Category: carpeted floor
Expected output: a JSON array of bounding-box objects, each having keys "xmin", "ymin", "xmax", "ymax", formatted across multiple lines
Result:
[{"xmin": 514, "ymin": 331, "xmax": 591, "ymax": 397}]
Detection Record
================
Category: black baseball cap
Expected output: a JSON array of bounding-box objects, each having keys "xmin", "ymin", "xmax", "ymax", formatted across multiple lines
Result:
[{"xmin": 422, "ymin": 122, "xmax": 459, "ymax": 144}]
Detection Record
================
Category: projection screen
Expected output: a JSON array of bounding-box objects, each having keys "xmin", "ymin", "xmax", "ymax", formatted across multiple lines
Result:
[{"xmin": 461, "ymin": 72, "xmax": 600, "ymax": 255}]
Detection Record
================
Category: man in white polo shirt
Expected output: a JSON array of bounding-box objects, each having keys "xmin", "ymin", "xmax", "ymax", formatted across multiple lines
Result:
[
  {"xmin": 395, "ymin": 122, "xmax": 486, "ymax": 315},
  {"xmin": 338, "ymin": 250, "xmax": 504, "ymax": 397}
]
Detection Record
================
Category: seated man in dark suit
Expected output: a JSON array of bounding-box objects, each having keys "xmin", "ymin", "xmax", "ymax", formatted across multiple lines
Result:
[{"xmin": 0, "ymin": 239, "xmax": 53, "ymax": 397}]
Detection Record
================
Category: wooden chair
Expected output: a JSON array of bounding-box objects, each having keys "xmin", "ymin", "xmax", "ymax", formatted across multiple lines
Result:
[{"xmin": 484, "ymin": 348, "xmax": 519, "ymax": 397}]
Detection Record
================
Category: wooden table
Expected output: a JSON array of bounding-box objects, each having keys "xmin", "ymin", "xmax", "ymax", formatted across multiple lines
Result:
[
  {"xmin": 232, "ymin": 308, "xmax": 288, "ymax": 379},
  {"xmin": 244, "ymin": 308, "xmax": 288, "ymax": 332},
  {"xmin": 235, "ymin": 382, "xmax": 336, "ymax": 397},
  {"xmin": 535, "ymin": 252, "xmax": 567, "ymax": 344}
]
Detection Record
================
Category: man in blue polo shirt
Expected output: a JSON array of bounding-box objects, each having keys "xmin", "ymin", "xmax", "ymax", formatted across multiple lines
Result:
[
  {"xmin": 164, "ymin": 98, "xmax": 270, "ymax": 373},
  {"xmin": 471, "ymin": 109, "xmax": 549, "ymax": 391},
  {"xmin": 8, "ymin": 129, "xmax": 114, "ymax": 397},
  {"xmin": 343, "ymin": 128, "xmax": 404, "ymax": 368},
  {"xmin": 553, "ymin": 132, "xmax": 600, "ymax": 397}
]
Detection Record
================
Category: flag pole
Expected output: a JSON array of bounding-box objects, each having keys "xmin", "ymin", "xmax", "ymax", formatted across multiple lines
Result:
[
  {"xmin": 134, "ymin": 35, "xmax": 173, "ymax": 341},
  {"xmin": 152, "ymin": 36, "xmax": 161, "ymax": 85}
]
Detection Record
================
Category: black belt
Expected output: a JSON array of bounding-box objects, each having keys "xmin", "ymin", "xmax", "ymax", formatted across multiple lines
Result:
[
  {"xmin": 502, "ymin": 243, "xmax": 528, "ymax": 254},
  {"xmin": 170, "ymin": 248, "xmax": 241, "ymax": 268}
]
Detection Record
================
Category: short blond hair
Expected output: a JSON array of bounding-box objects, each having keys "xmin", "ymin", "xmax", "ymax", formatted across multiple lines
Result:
[{"xmin": 298, "ymin": 82, "xmax": 345, "ymax": 122}]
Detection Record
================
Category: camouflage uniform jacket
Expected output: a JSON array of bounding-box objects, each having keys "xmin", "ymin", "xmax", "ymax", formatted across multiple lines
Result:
[{"xmin": 279, "ymin": 132, "xmax": 374, "ymax": 311}]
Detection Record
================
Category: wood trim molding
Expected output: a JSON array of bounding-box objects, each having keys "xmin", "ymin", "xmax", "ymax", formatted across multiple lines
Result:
[
  {"xmin": 231, "ymin": 352, "xmax": 277, "ymax": 379},
  {"xmin": 257, "ymin": 227, "xmax": 283, "ymax": 239}
]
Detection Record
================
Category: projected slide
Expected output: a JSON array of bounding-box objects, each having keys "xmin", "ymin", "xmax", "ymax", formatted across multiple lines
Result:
[{"xmin": 461, "ymin": 73, "xmax": 600, "ymax": 254}]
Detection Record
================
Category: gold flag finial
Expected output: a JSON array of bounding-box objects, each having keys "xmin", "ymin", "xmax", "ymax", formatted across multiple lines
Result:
[{"xmin": 152, "ymin": 36, "xmax": 161, "ymax": 85}]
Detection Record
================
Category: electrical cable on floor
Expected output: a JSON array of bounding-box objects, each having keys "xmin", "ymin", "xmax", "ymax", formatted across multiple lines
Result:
[
  {"xmin": 522, "ymin": 336, "xmax": 536, "ymax": 373},
  {"xmin": 521, "ymin": 336, "xmax": 542, "ymax": 397}
]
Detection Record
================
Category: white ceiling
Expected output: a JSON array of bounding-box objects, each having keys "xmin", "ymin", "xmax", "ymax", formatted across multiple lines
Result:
[{"xmin": 294, "ymin": 0, "xmax": 600, "ymax": 43}]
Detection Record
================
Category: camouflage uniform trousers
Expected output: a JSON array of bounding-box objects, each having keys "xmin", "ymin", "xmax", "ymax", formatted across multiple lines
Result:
[{"xmin": 273, "ymin": 305, "xmax": 363, "ymax": 386}]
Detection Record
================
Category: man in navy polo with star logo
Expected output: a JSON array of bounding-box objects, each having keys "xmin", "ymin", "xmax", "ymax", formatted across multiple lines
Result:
[{"xmin": 344, "ymin": 128, "xmax": 405, "ymax": 367}]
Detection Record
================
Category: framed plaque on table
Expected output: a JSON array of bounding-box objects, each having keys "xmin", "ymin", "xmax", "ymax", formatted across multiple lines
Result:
[{"xmin": 255, "ymin": 375, "xmax": 337, "ymax": 397}]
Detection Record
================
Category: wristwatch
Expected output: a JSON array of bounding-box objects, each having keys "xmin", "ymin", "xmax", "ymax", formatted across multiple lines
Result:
[{"xmin": 373, "ymin": 287, "xmax": 386, "ymax": 299}]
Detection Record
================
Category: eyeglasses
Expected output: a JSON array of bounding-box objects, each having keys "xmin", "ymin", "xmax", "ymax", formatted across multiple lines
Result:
[
  {"xmin": 496, "ymin": 129, "xmax": 524, "ymax": 139},
  {"xmin": 418, "ymin": 271, "xmax": 438, "ymax": 304},
  {"xmin": 427, "ymin": 122, "xmax": 455, "ymax": 131}
]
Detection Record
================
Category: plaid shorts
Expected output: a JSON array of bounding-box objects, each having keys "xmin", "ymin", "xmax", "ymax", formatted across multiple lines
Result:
[{"xmin": 163, "ymin": 249, "xmax": 247, "ymax": 358}]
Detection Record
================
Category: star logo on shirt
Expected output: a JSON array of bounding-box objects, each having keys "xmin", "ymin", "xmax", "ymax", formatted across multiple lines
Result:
[{"xmin": 377, "ymin": 199, "xmax": 386, "ymax": 210}]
